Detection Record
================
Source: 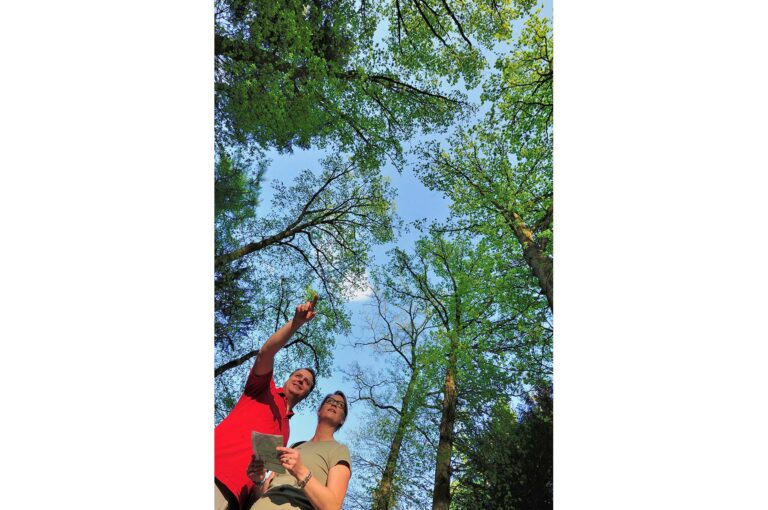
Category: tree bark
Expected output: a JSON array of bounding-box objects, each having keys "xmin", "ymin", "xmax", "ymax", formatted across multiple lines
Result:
[
  {"xmin": 504, "ymin": 208, "xmax": 553, "ymax": 310},
  {"xmin": 436, "ymin": 156, "xmax": 553, "ymax": 310},
  {"xmin": 431, "ymin": 334, "xmax": 458, "ymax": 510},
  {"xmin": 214, "ymin": 348, "xmax": 259, "ymax": 377},
  {"xmin": 372, "ymin": 367, "xmax": 420, "ymax": 510},
  {"xmin": 215, "ymin": 223, "xmax": 306, "ymax": 267}
]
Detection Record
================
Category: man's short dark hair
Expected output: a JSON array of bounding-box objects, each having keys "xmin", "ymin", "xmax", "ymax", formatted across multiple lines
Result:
[
  {"xmin": 291, "ymin": 367, "xmax": 317, "ymax": 397},
  {"xmin": 319, "ymin": 390, "xmax": 349, "ymax": 430}
]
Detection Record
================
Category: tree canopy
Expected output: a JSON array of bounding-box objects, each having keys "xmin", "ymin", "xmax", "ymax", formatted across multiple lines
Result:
[{"xmin": 213, "ymin": 0, "xmax": 554, "ymax": 506}]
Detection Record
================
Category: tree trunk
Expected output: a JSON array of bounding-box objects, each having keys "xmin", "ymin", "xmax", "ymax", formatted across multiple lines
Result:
[
  {"xmin": 504, "ymin": 209, "xmax": 553, "ymax": 310},
  {"xmin": 215, "ymin": 223, "xmax": 305, "ymax": 267},
  {"xmin": 431, "ymin": 335, "xmax": 458, "ymax": 510},
  {"xmin": 372, "ymin": 367, "xmax": 420, "ymax": 510}
]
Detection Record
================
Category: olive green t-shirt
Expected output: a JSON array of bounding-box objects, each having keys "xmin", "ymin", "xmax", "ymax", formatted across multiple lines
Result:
[{"xmin": 249, "ymin": 440, "xmax": 351, "ymax": 510}]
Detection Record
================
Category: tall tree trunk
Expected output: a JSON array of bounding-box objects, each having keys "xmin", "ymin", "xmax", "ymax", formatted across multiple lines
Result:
[
  {"xmin": 431, "ymin": 335, "xmax": 458, "ymax": 510},
  {"xmin": 371, "ymin": 367, "xmax": 420, "ymax": 510},
  {"xmin": 504, "ymin": 209, "xmax": 553, "ymax": 310}
]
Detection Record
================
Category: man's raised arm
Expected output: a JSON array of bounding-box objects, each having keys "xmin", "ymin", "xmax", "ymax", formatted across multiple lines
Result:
[{"xmin": 253, "ymin": 296, "xmax": 318, "ymax": 376}]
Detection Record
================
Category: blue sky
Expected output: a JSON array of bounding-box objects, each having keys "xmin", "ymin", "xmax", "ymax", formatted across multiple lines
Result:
[
  {"xmin": 4, "ymin": 1, "xmax": 762, "ymax": 508},
  {"xmin": 257, "ymin": 146, "xmax": 452, "ymax": 443},
  {"xmin": 252, "ymin": 0, "xmax": 553, "ymax": 447},
  {"xmin": 6, "ymin": 2, "xmax": 766, "ymax": 509}
]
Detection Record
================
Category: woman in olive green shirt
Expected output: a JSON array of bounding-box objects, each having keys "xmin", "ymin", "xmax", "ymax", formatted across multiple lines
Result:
[{"xmin": 247, "ymin": 391, "xmax": 352, "ymax": 510}]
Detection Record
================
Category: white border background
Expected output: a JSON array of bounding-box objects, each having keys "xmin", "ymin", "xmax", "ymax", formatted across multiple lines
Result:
[
  {"xmin": 1, "ymin": 0, "xmax": 767, "ymax": 507},
  {"xmin": 556, "ymin": 1, "xmax": 768, "ymax": 507},
  {"xmin": 1, "ymin": 1, "xmax": 213, "ymax": 507}
]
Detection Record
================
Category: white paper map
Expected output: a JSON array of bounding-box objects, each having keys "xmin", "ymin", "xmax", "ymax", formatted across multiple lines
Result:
[{"xmin": 251, "ymin": 431, "xmax": 285, "ymax": 474}]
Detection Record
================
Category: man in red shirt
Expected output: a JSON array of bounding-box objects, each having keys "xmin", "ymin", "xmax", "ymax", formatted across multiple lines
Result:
[{"xmin": 215, "ymin": 297, "xmax": 319, "ymax": 510}]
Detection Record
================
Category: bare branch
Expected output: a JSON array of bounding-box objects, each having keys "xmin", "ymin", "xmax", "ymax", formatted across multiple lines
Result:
[
  {"xmin": 438, "ymin": 0, "xmax": 473, "ymax": 47},
  {"xmin": 215, "ymin": 348, "xmax": 259, "ymax": 377}
]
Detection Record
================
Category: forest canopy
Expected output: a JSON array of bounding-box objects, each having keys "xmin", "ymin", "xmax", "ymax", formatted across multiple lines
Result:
[{"xmin": 214, "ymin": 1, "xmax": 553, "ymax": 508}]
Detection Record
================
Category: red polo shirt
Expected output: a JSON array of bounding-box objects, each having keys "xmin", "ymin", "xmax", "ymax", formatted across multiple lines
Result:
[{"xmin": 215, "ymin": 366, "xmax": 293, "ymax": 504}]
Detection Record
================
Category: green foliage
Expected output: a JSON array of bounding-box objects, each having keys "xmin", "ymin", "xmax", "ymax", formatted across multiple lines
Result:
[
  {"xmin": 413, "ymin": 10, "xmax": 553, "ymax": 310},
  {"xmin": 215, "ymin": 154, "xmax": 397, "ymax": 347},
  {"xmin": 215, "ymin": 275, "xmax": 344, "ymax": 423},
  {"xmin": 347, "ymin": 396, "xmax": 439, "ymax": 509},
  {"xmin": 452, "ymin": 386, "xmax": 553, "ymax": 510},
  {"xmin": 214, "ymin": 155, "xmax": 399, "ymax": 421},
  {"xmin": 215, "ymin": 150, "xmax": 264, "ymax": 229},
  {"xmin": 380, "ymin": 0, "xmax": 536, "ymax": 89},
  {"xmin": 212, "ymin": 1, "xmax": 555, "ymax": 504},
  {"xmin": 214, "ymin": 259, "xmax": 259, "ymax": 350},
  {"xmin": 346, "ymin": 227, "xmax": 549, "ymax": 509},
  {"xmin": 215, "ymin": 0, "xmax": 542, "ymax": 172},
  {"xmin": 214, "ymin": 150, "xmax": 267, "ymax": 349},
  {"xmin": 484, "ymin": 8, "xmax": 553, "ymax": 151},
  {"xmin": 216, "ymin": 0, "xmax": 365, "ymax": 150},
  {"xmin": 215, "ymin": 0, "xmax": 472, "ymax": 170},
  {"xmin": 342, "ymin": 269, "xmax": 446, "ymax": 510},
  {"xmin": 305, "ymin": 286, "xmax": 319, "ymax": 302}
]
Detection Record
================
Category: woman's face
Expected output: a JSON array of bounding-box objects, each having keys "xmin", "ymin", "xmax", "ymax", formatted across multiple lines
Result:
[{"xmin": 318, "ymin": 394, "xmax": 347, "ymax": 428}]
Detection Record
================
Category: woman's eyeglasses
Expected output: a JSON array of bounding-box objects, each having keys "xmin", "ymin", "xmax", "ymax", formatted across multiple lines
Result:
[{"xmin": 323, "ymin": 397, "xmax": 346, "ymax": 410}]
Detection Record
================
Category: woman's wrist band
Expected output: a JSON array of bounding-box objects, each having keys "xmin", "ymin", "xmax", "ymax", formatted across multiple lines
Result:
[{"xmin": 297, "ymin": 471, "xmax": 313, "ymax": 489}]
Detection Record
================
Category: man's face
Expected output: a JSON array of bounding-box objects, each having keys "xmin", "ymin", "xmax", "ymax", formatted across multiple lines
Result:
[{"xmin": 284, "ymin": 369, "xmax": 314, "ymax": 401}]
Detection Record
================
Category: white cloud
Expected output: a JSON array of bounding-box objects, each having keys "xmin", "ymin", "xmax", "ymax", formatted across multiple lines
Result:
[{"xmin": 343, "ymin": 270, "xmax": 373, "ymax": 302}]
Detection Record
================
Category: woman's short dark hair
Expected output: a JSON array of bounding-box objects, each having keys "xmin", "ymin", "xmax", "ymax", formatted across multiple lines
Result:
[{"xmin": 319, "ymin": 390, "xmax": 349, "ymax": 430}]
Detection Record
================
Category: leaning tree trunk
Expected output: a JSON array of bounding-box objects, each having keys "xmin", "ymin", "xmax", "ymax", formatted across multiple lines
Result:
[
  {"xmin": 431, "ymin": 334, "xmax": 458, "ymax": 510},
  {"xmin": 371, "ymin": 367, "xmax": 420, "ymax": 510},
  {"xmin": 214, "ymin": 223, "xmax": 305, "ymax": 267},
  {"xmin": 505, "ymin": 209, "xmax": 553, "ymax": 310}
]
